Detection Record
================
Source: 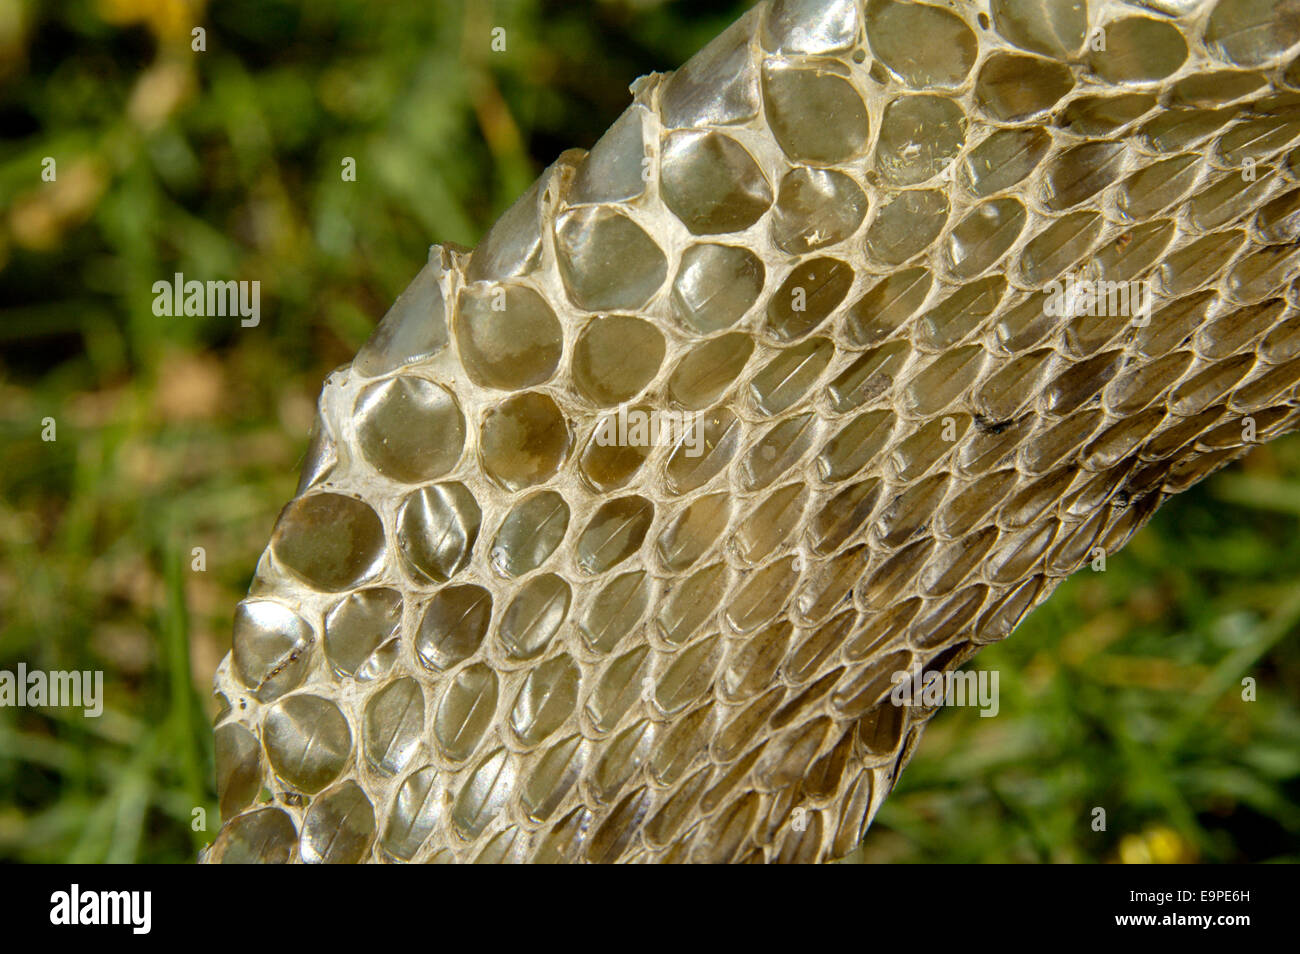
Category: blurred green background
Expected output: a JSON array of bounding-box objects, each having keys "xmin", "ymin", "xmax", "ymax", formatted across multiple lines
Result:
[{"xmin": 0, "ymin": 0, "xmax": 1297, "ymax": 864}]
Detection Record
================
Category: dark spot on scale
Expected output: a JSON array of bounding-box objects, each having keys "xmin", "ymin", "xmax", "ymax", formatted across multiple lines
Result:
[{"xmin": 973, "ymin": 413, "xmax": 1015, "ymax": 434}]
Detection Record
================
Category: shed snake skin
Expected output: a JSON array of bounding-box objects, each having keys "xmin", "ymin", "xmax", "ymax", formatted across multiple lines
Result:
[{"xmin": 203, "ymin": 0, "xmax": 1300, "ymax": 863}]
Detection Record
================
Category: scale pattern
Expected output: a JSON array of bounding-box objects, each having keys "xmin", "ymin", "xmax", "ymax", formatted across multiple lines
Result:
[{"xmin": 205, "ymin": 0, "xmax": 1300, "ymax": 863}]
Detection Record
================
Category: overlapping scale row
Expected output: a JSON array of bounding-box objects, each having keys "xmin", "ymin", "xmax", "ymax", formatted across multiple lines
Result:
[{"xmin": 208, "ymin": 0, "xmax": 1300, "ymax": 864}]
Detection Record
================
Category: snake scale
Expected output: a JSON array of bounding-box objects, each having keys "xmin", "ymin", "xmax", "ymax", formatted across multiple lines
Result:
[{"xmin": 202, "ymin": 0, "xmax": 1300, "ymax": 863}]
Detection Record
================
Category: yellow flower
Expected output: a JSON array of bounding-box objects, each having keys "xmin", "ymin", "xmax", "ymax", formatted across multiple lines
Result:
[
  {"xmin": 95, "ymin": 0, "xmax": 204, "ymax": 45},
  {"xmin": 1119, "ymin": 825, "xmax": 1196, "ymax": 864}
]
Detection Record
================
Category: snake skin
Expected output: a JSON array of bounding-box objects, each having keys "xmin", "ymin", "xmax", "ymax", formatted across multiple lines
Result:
[{"xmin": 203, "ymin": 0, "xmax": 1300, "ymax": 863}]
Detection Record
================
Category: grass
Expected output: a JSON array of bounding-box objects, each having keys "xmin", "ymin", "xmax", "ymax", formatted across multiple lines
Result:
[
  {"xmin": 862, "ymin": 439, "xmax": 1300, "ymax": 864},
  {"xmin": 1, "ymin": 0, "xmax": 1298, "ymax": 863}
]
